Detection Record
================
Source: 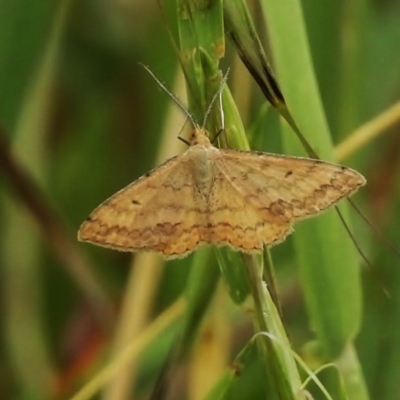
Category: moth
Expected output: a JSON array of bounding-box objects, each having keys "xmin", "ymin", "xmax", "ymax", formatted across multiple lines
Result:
[{"xmin": 78, "ymin": 126, "xmax": 365, "ymax": 258}]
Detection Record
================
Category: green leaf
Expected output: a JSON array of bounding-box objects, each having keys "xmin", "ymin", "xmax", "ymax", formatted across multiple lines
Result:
[{"xmin": 260, "ymin": 0, "xmax": 363, "ymax": 359}]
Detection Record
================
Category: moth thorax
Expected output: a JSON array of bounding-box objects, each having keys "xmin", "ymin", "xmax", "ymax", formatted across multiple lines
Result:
[{"xmin": 191, "ymin": 148, "xmax": 214, "ymax": 196}]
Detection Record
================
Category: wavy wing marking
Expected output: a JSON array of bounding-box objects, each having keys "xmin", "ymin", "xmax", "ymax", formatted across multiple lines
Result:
[
  {"xmin": 78, "ymin": 154, "xmax": 204, "ymax": 258},
  {"xmin": 211, "ymin": 149, "xmax": 365, "ymax": 246}
]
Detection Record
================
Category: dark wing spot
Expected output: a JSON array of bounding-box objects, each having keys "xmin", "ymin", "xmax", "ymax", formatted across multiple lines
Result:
[
  {"xmin": 131, "ymin": 199, "xmax": 141, "ymax": 205},
  {"xmin": 285, "ymin": 170, "xmax": 293, "ymax": 178}
]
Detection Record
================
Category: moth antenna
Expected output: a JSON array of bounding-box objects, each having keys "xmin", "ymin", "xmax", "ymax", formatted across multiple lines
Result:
[
  {"xmin": 202, "ymin": 68, "xmax": 230, "ymax": 128},
  {"xmin": 177, "ymin": 116, "xmax": 191, "ymax": 146},
  {"xmin": 211, "ymin": 128, "xmax": 224, "ymax": 145},
  {"xmin": 140, "ymin": 63, "xmax": 197, "ymax": 128},
  {"xmin": 178, "ymin": 136, "xmax": 190, "ymax": 146}
]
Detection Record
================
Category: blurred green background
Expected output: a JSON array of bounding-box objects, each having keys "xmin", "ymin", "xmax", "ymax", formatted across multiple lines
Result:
[{"xmin": 1, "ymin": 1, "xmax": 400, "ymax": 399}]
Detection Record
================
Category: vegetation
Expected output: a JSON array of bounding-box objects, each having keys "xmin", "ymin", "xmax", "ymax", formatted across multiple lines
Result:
[{"xmin": 1, "ymin": 0, "xmax": 400, "ymax": 399}]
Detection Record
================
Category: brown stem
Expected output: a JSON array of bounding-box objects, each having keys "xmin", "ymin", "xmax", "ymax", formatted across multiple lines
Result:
[{"xmin": 0, "ymin": 124, "xmax": 114, "ymax": 331}]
